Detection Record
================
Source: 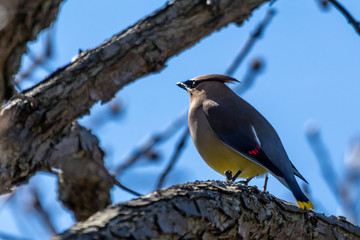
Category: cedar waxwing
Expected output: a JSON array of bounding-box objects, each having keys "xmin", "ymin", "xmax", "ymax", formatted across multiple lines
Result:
[{"xmin": 177, "ymin": 74, "xmax": 314, "ymax": 210}]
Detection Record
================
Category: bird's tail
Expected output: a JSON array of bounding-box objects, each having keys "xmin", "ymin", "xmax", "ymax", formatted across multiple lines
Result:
[
  {"xmin": 292, "ymin": 183, "xmax": 314, "ymax": 210},
  {"xmin": 296, "ymin": 199, "xmax": 314, "ymax": 210},
  {"xmin": 280, "ymin": 175, "xmax": 314, "ymax": 210}
]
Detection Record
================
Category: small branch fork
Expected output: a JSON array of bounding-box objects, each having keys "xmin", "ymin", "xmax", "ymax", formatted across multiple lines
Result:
[
  {"xmin": 225, "ymin": 9, "xmax": 275, "ymax": 76},
  {"xmin": 321, "ymin": 0, "xmax": 360, "ymax": 35}
]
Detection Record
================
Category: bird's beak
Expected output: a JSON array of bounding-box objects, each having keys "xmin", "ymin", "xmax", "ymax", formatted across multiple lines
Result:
[{"xmin": 176, "ymin": 82, "xmax": 188, "ymax": 91}]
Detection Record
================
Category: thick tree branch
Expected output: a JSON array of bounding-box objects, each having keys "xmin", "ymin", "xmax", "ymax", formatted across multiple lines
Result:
[
  {"xmin": 43, "ymin": 121, "xmax": 139, "ymax": 221},
  {"xmin": 0, "ymin": 0, "xmax": 269, "ymax": 194},
  {"xmin": 49, "ymin": 122, "xmax": 113, "ymax": 221},
  {"xmin": 53, "ymin": 181, "xmax": 360, "ymax": 239},
  {"xmin": 0, "ymin": 0, "xmax": 63, "ymax": 102}
]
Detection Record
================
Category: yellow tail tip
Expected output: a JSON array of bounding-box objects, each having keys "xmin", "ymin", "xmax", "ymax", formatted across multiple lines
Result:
[{"xmin": 297, "ymin": 200, "xmax": 314, "ymax": 210}]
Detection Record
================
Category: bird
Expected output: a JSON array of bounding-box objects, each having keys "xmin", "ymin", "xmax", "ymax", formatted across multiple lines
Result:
[{"xmin": 177, "ymin": 74, "xmax": 313, "ymax": 210}]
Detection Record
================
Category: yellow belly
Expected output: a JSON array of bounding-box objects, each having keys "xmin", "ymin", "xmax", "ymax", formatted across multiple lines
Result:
[{"xmin": 190, "ymin": 111, "xmax": 267, "ymax": 179}]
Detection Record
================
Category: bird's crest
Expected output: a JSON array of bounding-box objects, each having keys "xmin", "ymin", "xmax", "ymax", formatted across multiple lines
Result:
[{"xmin": 191, "ymin": 74, "xmax": 239, "ymax": 83}]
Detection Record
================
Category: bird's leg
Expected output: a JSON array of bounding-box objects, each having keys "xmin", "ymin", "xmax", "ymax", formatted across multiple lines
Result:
[
  {"xmin": 262, "ymin": 174, "xmax": 269, "ymax": 192},
  {"xmin": 224, "ymin": 170, "xmax": 233, "ymax": 182},
  {"xmin": 241, "ymin": 176, "xmax": 254, "ymax": 185},
  {"xmin": 232, "ymin": 170, "xmax": 242, "ymax": 181}
]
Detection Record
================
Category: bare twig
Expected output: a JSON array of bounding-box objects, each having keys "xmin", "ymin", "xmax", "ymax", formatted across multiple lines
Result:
[
  {"xmin": 345, "ymin": 136, "xmax": 360, "ymax": 181},
  {"xmin": 305, "ymin": 122, "xmax": 340, "ymax": 199},
  {"xmin": 30, "ymin": 187, "xmax": 57, "ymax": 235},
  {"xmin": 2, "ymin": 189, "xmax": 36, "ymax": 239},
  {"xmin": 14, "ymin": 29, "xmax": 54, "ymax": 86},
  {"xmin": 0, "ymin": 232, "xmax": 32, "ymax": 240},
  {"xmin": 83, "ymin": 99, "xmax": 125, "ymax": 129},
  {"xmin": 113, "ymin": 178, "xmax": 142, "ymax": 197},
  {"xmin": 225, "ymin": 9, "xmax": 275, "ymax": 76},
  {"xmin": 234, "ymin": 58, "xmax": 264, "ymax": 94},
  {"xmin": 344, "ymin": 136, "xmax": 360, "ymax": 223},
  {"xmin": 327, "ymin": 0, "xmax": 360, "ymax": 35},
  {"xmin": 156, "ymin": 128, "xmax": 190, "ymax": 190},
  {"xmin": 305, "ymin": 121, "xmax": 357, "ymax": 222},
  {"xmin": 114, "ymin": 111, "xmax": 187, "ymax": 176},
  {"xmin": 316, "ymin": 0, "xmax": 330, "ymax": 10},
  {"xmin": 0, "ymin": 190, "xmax": 16, "ymax": 208}
]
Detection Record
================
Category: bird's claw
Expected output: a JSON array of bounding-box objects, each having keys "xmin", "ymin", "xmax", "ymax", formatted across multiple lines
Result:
[{"xmin": 224, "ymin": 170, "xmax": 233, "ymax": 183}]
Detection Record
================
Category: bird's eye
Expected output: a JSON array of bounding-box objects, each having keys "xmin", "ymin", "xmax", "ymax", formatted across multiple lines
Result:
[{"xmin": 191, "ymin": 81, "xmax": 197, "ymax": 88}]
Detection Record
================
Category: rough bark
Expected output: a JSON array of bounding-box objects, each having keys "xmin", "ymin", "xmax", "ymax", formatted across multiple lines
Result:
[
  {"xmin": 53, "ymin": 181, "xmax": 360, "ymax": 240},
  {"xmin": 51, "ymin": 123, "xmax": 112, "ymax": 221},
  {"xmin": 0, "ymin": 0, "xmax": 63, "ymax": 102},
  {"xmin": 0, "ymin": 0, "xmax": 112, "ymax": 219},
  {"xmin": 0, "ymin": 0, "xmax": 268, "ymax": 195}
]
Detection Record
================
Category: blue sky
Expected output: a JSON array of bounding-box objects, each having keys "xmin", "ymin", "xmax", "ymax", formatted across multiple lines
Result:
[{"xmin": 2, "ymin": 0, "xmax": 360, "ymax": 238}]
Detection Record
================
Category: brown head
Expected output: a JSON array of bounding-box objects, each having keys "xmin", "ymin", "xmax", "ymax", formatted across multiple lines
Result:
[{"xmin": 176, "ymin": 74, "xmax": 239, "ymax": 97}]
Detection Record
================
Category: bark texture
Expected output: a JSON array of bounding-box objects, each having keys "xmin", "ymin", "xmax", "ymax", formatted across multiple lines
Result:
[
  {"xmin": 53, "ymin": 181, "xmax": 360, "ymax": 240},
  {"xmin": 0, "ymin": 0, "xmax": 268, "ymax": 195},
  {"xmin": 51, "ymin": 123, "xmax": 112, "ymax": 221},
  {"xmin": 0, "ymin": 0, "xmax": 63, "ymax": 102}
]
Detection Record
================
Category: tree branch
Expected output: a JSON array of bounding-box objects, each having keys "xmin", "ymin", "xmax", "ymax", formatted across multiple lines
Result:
[
  {"xmin": 49, "ymin": 122, "xmax": 113, "ymax": 221},
  {"xmin": 327, "ymin": 0, "xmax": 360, "ymax": 35},
  {"xmin": 0, "ymin": 0, "xmax": 63, "ymax": 103},
  {"xmin": 114, "ymin": 111, "xmax": 187, "ymax": 176},
  {"xmin": 53, "ymin": 181, "xmax": 360, "ymax": 239},
  {"xmin": 225, "ymin": 9, "xmax": 275, "ymax": 76},
  {"xmin": 156, "ymin": 127, "xmax": 190, "ymax": 190},
  {"xmin": 0, "ymin": 0, "xmax": 269, "ymax": 194},
  {"xmin": 45, "ymin": 122, "xmax": 139, "ymax": 220}
]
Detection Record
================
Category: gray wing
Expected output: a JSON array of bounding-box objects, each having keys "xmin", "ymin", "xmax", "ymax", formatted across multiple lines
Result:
[
  {"xmin": 203, "ymin": 97, "xmax": 308, "ymax": 184},
  {"xmin": 203, "ymin": 99, "xmax": 286, "ymax": 180}
]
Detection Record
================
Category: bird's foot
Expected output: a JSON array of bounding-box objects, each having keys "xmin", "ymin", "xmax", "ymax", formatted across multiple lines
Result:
[
  {"xmin": 224, "ymin": 170, "xmax": 233, "ymax": 184},
  {"xmin": 232, "ymin": 170, "xmax": 242, "ymax": 182}
]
